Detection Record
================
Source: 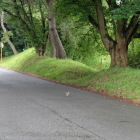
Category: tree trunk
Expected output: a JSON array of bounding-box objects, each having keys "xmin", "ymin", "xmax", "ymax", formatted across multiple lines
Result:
[
  {"xmin": 49, "ymin": 32, "xmax": 56, "ymax": 58},
  {"xmin": 0, "ymin": 11, "xmax": 18, "ymax": 55},
  {"xmin": 89, "ymin": 0, "xmax": 140, "ymax": 67},
  {"xmin": 36, "ymin": 45, "xmax": 46, "ymax": 56},
  {"xmin": 46, "ymin": 0, "xmax": 67, "ymax": 59},
  {"xmin": 109, "ymin": 39, "xmax": 128, "ymax": 67}
]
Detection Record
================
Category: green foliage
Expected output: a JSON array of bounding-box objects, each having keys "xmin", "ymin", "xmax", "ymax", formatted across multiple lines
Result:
[
  {"xmin": 128, "ymin": 52, "xmax": 140, "ymax": 68},
  {"xmin": 57, "ymin": 0, "xmax": 140, "ymax": 58},
  {"xmin": 111, "ymin": 0, "xmax": 140, "ymax": 19},
  {"xmin": 0, "ymin": 0, "xmax": 140, "ymax": 67},
  {"xmin": 56, "ymin": 0, "xmax": 94, "ymax": 20},
  {"xmin": 0, "ymin": 22, "xmax": 31, "ymax": 56},
  {"xmin": 128, "ymin": 39, "xmax": 140, "ymax": 68},
  {"xmin": 58, "ymin": 17, "xmax": 109, "ymax": 68},
  {"xmin": 1, "ymin": 0, "xmax": 49, "ymax": 54},
  {"xmin": 1, "ymin": 31, "xmax": 13, "ymax": 43},
  {"xmin": 7, "ymin": 23, "xmax": 31, "ymax": 51}
]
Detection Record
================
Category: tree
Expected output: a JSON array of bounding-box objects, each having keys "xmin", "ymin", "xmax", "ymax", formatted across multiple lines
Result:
[
  {"xmin": 94, "ymin": 0, "xmax": 140, "ymax": 67},
  {"xmin": 2, "ymin": 0, "xmax": 49, "ymax": 56},
  {"xmin": 57, "ymin": 0, "xmax": 140, "ymax": 67},
  {"xmin": 0, "ymin": 11, "xmax": 18, "ymax": 55},
  {"xmin": 1, "ymin": 0, "xmax": 67, "ymax": 58},
  {"xmin": 45, "ymin": 0, "xmax": 67, "ymax": 58}
]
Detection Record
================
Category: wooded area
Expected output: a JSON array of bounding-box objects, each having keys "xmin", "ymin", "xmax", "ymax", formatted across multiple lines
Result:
[{"xmin": 0, "ymin": 0, "xmax": 140, "ymax": 68}]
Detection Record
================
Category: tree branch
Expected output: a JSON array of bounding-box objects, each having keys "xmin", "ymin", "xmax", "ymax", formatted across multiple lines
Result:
[
  {"xmin": 94, "ymin": 0, "xmax": 115, "ymax": 51},
  {"xmin": 128, "ymin": 24, "xmax": 140, "ymax": 43},
  {"xmin": 18, "ymin": 0, "xmax": 32, "ymax": 25},
  {"xmin": 4, "ymin": 8, "xmax": 31, "ymax": 34},
  {"xmin": 125, "ymin": 16, "xmax": 139, "ymax": 40},
  {"xmin": 26, "ymin": 0, "xmax": 35, "ymax": 28},
  {"xmin": 38, "ymin": 0, "xmax": 48, "ymax": 40},
  {"xmin": 3, "ymin": 9, "xmax": 18, "ymax": 19},
  {"xmin": 106, "ymin": 0, "xmax": 118, "ymax": 10},
  {"xmin": 88, "ymin": 14, "xmax": 99, "ymax": 30}
]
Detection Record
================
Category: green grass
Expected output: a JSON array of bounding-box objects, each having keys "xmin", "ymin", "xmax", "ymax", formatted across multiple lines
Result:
[
  {"xmin": 1, "ymin": 48, "xmax": 140, "ymax": 103},
  {"xmin": 0, "ymin": 48, "xmax": 95, "ymax": 86},
  {"xmin": 91, "ymin": 67, "xmax": 140, "ymax": 99}
]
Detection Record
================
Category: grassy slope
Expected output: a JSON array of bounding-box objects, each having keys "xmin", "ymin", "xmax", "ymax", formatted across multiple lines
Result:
[{"xmin": 1, "ymin": 48, "xmax": 140, "ymax": 103}]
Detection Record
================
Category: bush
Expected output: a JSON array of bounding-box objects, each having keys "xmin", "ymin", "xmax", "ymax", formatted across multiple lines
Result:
[
  {"xmin": 128, "ymin": 39, "xmax": 140, "ymax": 68},
  {"xmin": 128, "ymin": 52, "xmax": 140, "ymax": 68}
]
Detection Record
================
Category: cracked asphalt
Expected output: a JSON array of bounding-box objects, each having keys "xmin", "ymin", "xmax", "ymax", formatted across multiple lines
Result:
[{"xmin": 0, "ymin": 68, "xmax": 140, "ymax": 140}]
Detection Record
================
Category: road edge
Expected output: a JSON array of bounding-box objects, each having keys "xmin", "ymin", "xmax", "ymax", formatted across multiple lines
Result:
[{"xmin": 1, "ymin": 67, "xmax": 139, "ymax": 106}]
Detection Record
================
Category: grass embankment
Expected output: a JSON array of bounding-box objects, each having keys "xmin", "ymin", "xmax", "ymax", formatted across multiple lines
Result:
[{"xmin": 1, "ymin": 48, "xmax": 140, "ymax": 104}]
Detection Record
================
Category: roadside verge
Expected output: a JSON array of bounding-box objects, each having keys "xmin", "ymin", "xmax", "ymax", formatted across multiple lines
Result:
[{"xmin": 0, "ymin": 48, "xmax": 140, "ymax": 106}]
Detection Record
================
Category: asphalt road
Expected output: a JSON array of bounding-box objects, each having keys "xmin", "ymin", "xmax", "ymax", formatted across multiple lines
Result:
[{"xmin": 0, "ymin": 68, "xmax": 140, "ymax": 140}]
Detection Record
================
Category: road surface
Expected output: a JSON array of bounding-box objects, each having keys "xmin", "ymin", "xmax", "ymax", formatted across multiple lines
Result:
[{"xmin": 0, "ymin": 68, "xmax": 140, "ymax": 140}]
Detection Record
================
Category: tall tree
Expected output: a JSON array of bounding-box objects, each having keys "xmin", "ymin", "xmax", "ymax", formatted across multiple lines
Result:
[
  {"xmin": 0, "ymin": 11, "xmax": 18, "ymax": 55},
  {"xmin": 93, "ymin": 0, "xmax": 140, "ymax": 67},
  {"xmin": 2, "ymin": 0, "xmax": 49, "ymax": 56},
  {"xmin": 1, "ymin": 0, "xmax": 67, "ymax": 58},
  {"xmin": 57, "ymin": 0, "xmax": 140, "ymax": 67},
  {"xmin": 45, "ymin": 0, "xmax": 67, "ymax": 58}
]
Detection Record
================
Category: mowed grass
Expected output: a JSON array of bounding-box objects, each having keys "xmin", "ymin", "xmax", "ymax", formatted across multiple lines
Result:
[{"xmin": 0, "ymin": 48, "xmax": 140, "ymax": 102}]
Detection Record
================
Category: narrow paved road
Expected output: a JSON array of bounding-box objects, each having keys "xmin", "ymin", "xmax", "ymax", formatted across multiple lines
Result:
[{"xmin": 0, "ymin": 68, "xmax": 140, "ymax": 140}]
